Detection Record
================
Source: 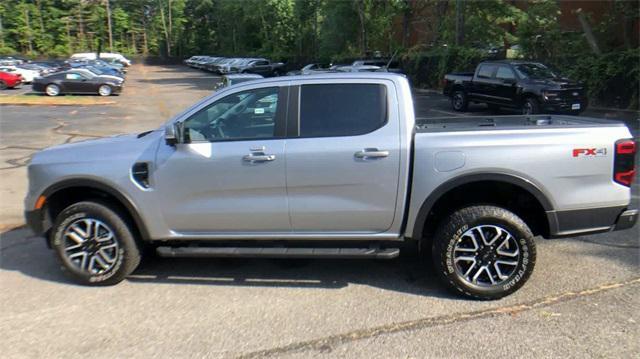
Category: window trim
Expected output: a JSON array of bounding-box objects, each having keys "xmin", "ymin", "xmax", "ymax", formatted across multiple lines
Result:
[
  {"xmin": 181, "ymin": 86, "xmax": 289, "ymax": 144},
  {"xmin": 288, "ymin": 83, "xmax": 389, "ymax": 139}
]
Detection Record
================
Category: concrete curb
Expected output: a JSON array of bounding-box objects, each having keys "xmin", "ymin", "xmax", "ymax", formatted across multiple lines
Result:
[{"xmin": 0, "ymin": 101, "xmax": 116, "ymax": 107}]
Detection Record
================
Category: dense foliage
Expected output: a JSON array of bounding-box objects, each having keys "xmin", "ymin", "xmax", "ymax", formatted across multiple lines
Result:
[
  {"xmin": 0, "ymin": 0, "xmax": 405, "ymax": 61},
  {"xmin": 0, "ymin": 0, "xmax": 637, "ymax": 108}
]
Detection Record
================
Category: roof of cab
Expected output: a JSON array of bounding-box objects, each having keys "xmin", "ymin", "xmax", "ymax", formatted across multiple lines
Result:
[{"xmin": 247, "ymin": 71, "xmax": 407, "ymax": 85}]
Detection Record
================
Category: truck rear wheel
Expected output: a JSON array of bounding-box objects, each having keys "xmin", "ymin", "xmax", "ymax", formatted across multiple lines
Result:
[
  {"xmin": 50, "ymin": 201, "xmax": 141, "ymax": 286},
  {"xmin": 451, "ymin": 90, "xmax": 468, "ymax": 111},
  {"xmin": 432, "ymin": 205, "xmax": 536, "ymax": 300}
]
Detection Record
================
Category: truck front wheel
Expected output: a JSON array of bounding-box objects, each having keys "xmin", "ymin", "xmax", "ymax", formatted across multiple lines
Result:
[
  {"xmin": 522, "ymin": 98, "xmax": 540, "ymax": 115},
  {"xmin": 432, "ymin": 205, "xmax": 536, "ymax": 300},
  {"xmin": 50, "ymin": 201, "xmax": 141, "ymax": 286},
  {"xmin": 451, "ymin": 90, "xmax": 468, "ymax": 111}
]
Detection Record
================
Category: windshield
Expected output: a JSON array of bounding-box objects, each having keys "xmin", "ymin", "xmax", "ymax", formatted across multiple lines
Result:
[
  {"xmin": 85, "ymin": 66, "xmax": 104, "ymax": 75},
  {"xmin": 514, "ymin": 63, "xmax": 558, "ymax": 79}
]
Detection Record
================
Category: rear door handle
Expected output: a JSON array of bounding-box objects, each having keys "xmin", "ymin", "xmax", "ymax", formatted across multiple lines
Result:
[
  {"xmin": 243, "ymin": 154, "xmax": 275, "ymax": 162},
  {"xmin": 354, "ymin": 148, "xmax": 389, "ymax": 159}
]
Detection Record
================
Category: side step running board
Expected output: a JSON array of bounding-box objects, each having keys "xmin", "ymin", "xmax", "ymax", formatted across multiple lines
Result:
[{"xmin": 156, "ymin": 246, "xmax": 400, "ymax": 259}]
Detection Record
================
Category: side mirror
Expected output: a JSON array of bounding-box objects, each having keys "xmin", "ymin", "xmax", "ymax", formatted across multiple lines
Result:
[{"xmin": 165, "ymin": 122, "xmax": 183, "ymax": 146}]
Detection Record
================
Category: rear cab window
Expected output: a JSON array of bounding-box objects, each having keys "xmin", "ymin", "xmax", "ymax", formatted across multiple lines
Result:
[{"xmin": 298, "ymin": 83, "xmax": 388, "ymax": 137}]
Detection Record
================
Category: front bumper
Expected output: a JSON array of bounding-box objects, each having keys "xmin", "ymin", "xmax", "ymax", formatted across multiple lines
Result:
[
  {"xmin": 541, "ymin": 97, "xmax": 588, "ymax": 113},
  {"xmin": 25, "ymin": 208, "xmax": 45, "ymax": 236}
]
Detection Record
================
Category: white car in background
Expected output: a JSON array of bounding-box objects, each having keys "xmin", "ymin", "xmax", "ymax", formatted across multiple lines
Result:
[
  {"xmin": 0, "ymin": 65, "xmax": 39, "ymax": 83},
  {"xmin": 70, "ymin": 52, "xmax": 132, "ymax": 66}
]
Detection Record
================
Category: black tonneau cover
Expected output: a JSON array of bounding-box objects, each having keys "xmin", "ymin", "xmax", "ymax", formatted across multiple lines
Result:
[{"xmin": 416, "ymin": 115, "xmax": 625, "ymax": 132}]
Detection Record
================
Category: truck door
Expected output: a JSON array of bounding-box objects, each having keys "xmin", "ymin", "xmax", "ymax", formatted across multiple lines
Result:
[
  {"xmin": 153, "ymin": 85, "xmax": 291, "ymax": 233},
  {"xmin": 284, "ymin": 82, "xmax": 401, "ymax": 233},
  {"xmin": 471, "ymin": 64, "xmax": 498, "ymax": 103},
  {"xmin": 494, "ymin": 65, "xmax": 518, "ymax": 106}
]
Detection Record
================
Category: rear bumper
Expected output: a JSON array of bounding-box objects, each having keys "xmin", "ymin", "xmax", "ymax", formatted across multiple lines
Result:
[
  {"xmin": 614, "ymin": 209, "xmax": 639, "ymax": 231},
  {"xmin": 548, "ymin": 206, "xmax": 638, "ymax": 238}
]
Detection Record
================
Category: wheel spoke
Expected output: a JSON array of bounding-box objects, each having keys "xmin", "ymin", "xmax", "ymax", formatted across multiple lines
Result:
[
  {"xmin": 487, "ymin": 227, "xmax": 503, "ymax": 246},
  {"xmin": 463, "ymin": 261, "xmax": 477, "ymax": 278},
  {"xmin": 475, "ymin": 227, "xmax": 488, "ymax": 245},
  {"xmin": 97, "ymin": 248, "xmax": 116, "ymax": 264},
  {"xmin": 455, "ymin": 255, "xmax": 476, "ymax": 263},
  {"xmin": 95, "ymin": 230, "xmax": 113, "ymax": 243},
  {"xmin": 93, "ymin": 253, "xmax": 110, "ymax": 269},
  {"xmin": 493, "ymin": 262, "xmax": 509, "ymax": 280},
  {"xmin": 65, "ymin": 243, "xmax": 83, "ymax": 252},
  {"xmin": 66, "ymin": 225, "xmax": 87, "ymax": 244},
  {"xmin": 496, "ymin": 234, "xmax": 519, "ymax": 257},
  {"xmin": 88, "ymin": 256, "xmax": 97, "ymax": 272}
]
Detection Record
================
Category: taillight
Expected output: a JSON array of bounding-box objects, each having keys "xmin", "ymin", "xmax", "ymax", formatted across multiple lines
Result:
[{"xmin": 614, "ymin": 139, "xmax": 637, "ymax": 187}]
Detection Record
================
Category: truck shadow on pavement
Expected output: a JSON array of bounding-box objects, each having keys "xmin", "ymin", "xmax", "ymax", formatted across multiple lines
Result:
[{"xmin": 0, "ymin": 228, "xmax": 455, "ymax": 299}]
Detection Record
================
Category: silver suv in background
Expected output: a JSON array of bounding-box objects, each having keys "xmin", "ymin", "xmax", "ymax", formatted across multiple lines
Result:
[{"xmin": 25, "ymin": 73, "xmax": 637, "ymax": 299}]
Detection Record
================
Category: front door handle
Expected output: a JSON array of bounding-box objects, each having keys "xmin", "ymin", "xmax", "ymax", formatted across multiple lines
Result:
[
  {"xmin": 354, "ymin": 148, "xmax": 389, "ymax": 159},
  {"xmin": 243, "ymin": 154, "xmax": 275, "ymax": 162}
]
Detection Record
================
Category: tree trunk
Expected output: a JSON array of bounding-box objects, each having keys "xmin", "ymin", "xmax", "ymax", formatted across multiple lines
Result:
[
  {"xmin": 35, "ymin": 0, "xmax": 46, "ymax": 47},
  {"xmin": 131, "ymin": 30, "xmax": 137, "ymax": 54},
  {"xmin": 0, "ymin": 15, "xmax": 4, "ymax": 48},
  {"xmin": 105, "ymin": 0, "xmax": 113, "ymax": 52},
  {"xmin": 578, "ymin": 12, "xmax": 601, "ymax": 55},
  {"xmin": 455, "ymin": 0, "xmax": 464, "ymax": 46},
  {"xmin": 401, "ymin": 0, "xmax": 411, "ymax": 48},
  {"xmin": 65, "ymin": 17, "xmax": 72, "ymax": 53},
  {"xmin": 23, "ymin": 7, "xmax": 33, "ymax": 53},
  {"xmin": 354, "ymin": 0, "xmax": 367, "ymax": 56},
  {"xmin": 78, "ymin": 4, "xmax": 86, "ymax": 49},
  {"xmin": 159, "ymin": 0, "xmax": 171, "ymax": 57},
  {"xmin": 143, "ymin": 29, "xmax": 148, "ymax": 55}
]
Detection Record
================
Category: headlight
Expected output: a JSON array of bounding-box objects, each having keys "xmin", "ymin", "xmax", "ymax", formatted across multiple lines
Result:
[{"xmin": 542, "ymin": 91, "xmax": 559, "ymax": 100}]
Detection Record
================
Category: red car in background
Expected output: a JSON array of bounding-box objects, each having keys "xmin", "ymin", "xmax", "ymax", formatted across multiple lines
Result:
[{"xmin": 0, "ymin": 71, "xmax": 22, "ymax": 89}]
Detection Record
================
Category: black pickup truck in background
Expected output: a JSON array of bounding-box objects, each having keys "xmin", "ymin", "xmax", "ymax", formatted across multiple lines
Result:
[{"xmin": 443, "ymin": 60, "xmax": 588, "ymax": 115}]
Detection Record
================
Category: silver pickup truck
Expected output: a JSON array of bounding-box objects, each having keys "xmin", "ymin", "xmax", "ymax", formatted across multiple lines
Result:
[{"xmin": 24, "ymin": 73, "xmax": 637, "ymax": 299}]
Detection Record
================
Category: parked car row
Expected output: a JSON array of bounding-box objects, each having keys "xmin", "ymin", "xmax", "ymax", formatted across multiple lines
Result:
[
  {"xmin": 185, "ymin": 55, "xmax": 286, "ymax": 77},
  {"xmin": 0, "ymin": 53, "xmax": 131, "ymax": 96}
]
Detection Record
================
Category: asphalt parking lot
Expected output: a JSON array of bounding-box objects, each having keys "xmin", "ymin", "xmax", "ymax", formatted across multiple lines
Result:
[{"xmin": 1, "ymin": 65, "xmax": 639, "ymax": 358}]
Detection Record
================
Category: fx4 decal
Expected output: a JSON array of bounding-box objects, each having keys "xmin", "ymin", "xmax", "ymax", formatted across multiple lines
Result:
[{"xmin": 573, "ymin": 148, "xmax": 607, "ymax": 157}]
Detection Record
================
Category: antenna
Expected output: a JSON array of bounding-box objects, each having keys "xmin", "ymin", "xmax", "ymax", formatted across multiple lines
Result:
[{"xmin": 385, "ymin": 49, "xmax": 399, "ymax": 70}]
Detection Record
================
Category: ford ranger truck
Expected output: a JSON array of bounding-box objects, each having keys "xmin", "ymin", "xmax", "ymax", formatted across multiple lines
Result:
[
  {"xmin": 24, "ymin": 73, "xmax": 637, "ymax": 299},
  {"xmin": 443, "ymin": 60, "xmax": 588, "ymax": 115}
]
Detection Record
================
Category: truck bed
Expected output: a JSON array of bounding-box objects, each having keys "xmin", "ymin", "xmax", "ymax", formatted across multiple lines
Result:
[{"xmin": 416, "ymin": 114, "xmax": 627, "ymax": 132}]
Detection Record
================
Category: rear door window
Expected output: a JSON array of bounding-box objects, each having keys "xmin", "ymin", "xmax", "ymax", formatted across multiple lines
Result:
[
  {"xmin": 496, "ymin": 66, "xmax": 516, "ymax": 80},
  {"xmin": 298, "ymin": 83, "xmax": 387, "ymax": 137},
  {"xmin": 477, "ymin": 65, "xmax": 497, "ymax": 79}
]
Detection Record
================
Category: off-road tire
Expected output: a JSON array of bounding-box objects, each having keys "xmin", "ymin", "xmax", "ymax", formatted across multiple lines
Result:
[
  {"xmin": 50, "ymin": 201, "xmax": 141, "ymax": 286},
  {"xmin": 451, "ymin": 90, "xmax": 469, "ymax": 111},
  {"xmin": 522, "ymin": 97, "xmax": 540, "ymax": 115},
  {"xmin": 432, "ymin": 205, "xmax": 536, "ymax": 300}
]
